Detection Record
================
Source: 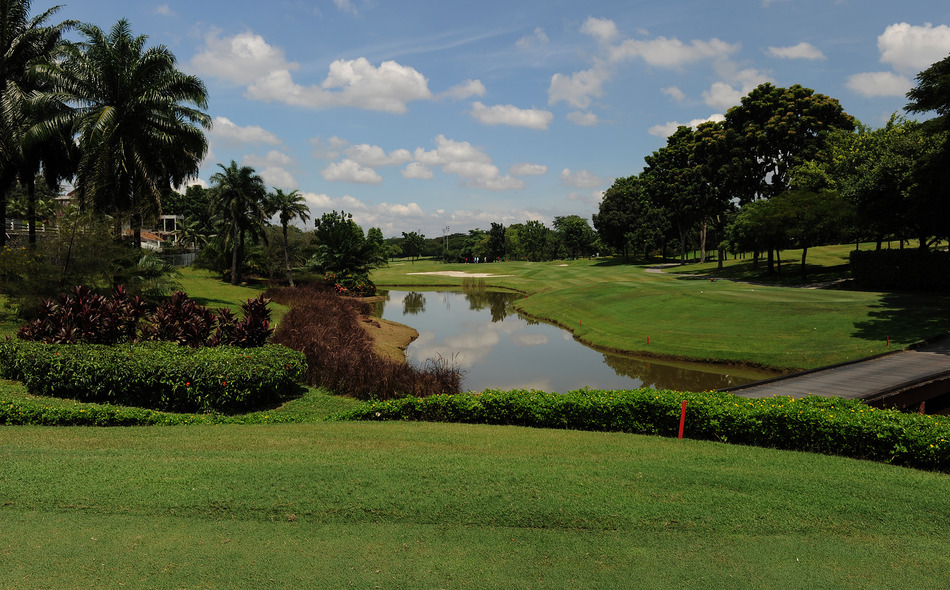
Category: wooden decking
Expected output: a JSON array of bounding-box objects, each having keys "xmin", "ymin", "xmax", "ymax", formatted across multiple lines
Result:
[{"xmin": 726, "ymin": 338, "xmax": 950, "ymax": 407}]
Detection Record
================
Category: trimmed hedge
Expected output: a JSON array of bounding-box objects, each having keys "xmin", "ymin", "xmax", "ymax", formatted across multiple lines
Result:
[
  {"xmin": 0, "ymin": 339, "xmax": 305, "ymax": 414},
  {"xmin": 850, "ymin": 248, "xmax": 950, "ymax": 291},
  {"xmin": 333, "ymin": 388, "xmax": 950, "ymax": 472}
]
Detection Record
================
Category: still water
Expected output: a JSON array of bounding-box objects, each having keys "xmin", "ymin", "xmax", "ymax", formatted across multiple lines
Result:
[{"xmin": 376, "ymin": 290, "xmax": 772, "ymax": 393}]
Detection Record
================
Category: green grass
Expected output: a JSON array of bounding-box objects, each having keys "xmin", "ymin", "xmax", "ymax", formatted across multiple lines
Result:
[
  {"xmin": 176, "ymin": 267, "xmax": 289, "ymax": 326},
  {"xmin": 1, "ymin": 421, "xmax": 948, "ymax": 588},
  {"xmin": 372, "ymin": 251, "xmax": 950, "ymax": 370}
]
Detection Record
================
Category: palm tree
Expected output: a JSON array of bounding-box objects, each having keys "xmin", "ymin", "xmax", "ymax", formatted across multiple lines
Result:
[
  {"xmin": 268, "ymin": 188, "xmax": 310, "ymax": 286},
  {"xmin": 209, "ymin": 161, "xmax": 268, "ymax": 285},
  {"xmin": 35, "ymin": 18, "xmax": 210, "ymax": 247},
  {"xmin": 0, "ymin": 0, "xmax": 75, "ymax": 248}
]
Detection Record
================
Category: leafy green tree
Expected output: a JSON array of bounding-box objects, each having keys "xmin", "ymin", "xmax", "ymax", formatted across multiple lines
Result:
[
  {"xmin": 553, "ymin": 214, "xmax": 597, "ymax": 259},
  {"xmin": 519, "ymin": 220, "xmax": 550, "ymax": 262},
  {"xmin": 267, "ymin": 188, "xmax": 310, "ymax": 286},
  {"xmin": 400, "ymin": 230, "xmax": 425, "ymax": 263},
  {"xmin": 312, "ymin": 210, "xmax": 385, "ymax": 274},
  {"xmin": 209, "ymin": 161, "xmax": 268, "ymax": 285},
  {"xmin": 0, "ymin": 0, "xmax": 74, "ymax": 248},
  {"xmin": 487, "ymin": 222, "xmax": 506, "ymax": 261},
  {"xmin": 594, "ymin": 175, "xmax": 667, "ymax": 260},
  {"xmin": 40, "ymin": 19, "xmax": 210, "ymax": 247}
]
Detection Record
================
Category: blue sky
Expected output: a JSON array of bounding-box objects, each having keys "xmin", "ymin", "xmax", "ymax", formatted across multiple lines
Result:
[{"xmin": 53, "ymin": 0, "xmax": 950, "ymax": 237}]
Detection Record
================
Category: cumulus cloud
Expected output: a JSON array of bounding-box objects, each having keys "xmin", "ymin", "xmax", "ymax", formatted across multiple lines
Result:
[
  {"xmin": 413, "ymin": 134, "xmax": 524, "ymax": 190},
  {"xmin": 566, "ymin": 111, "xmax": 599, "ymax": 126},
  {"xmin": 548, "ymin": 61, "xmax": 610, "ymax": 109},
  {"xmin": 311, "ymin": 136, "xmax": 349, "ymax": 160},
  {"xmin": 516, "ymin": 27, "xmax": 549, "ymax": 50},
  {"xmin": 259, "ymin": 167, "xmax": 297, "ymax": 190},
  {"xmin": 766, "ymin": 42, "xmax": 826, "ymax": 60},
  {"xmin": 661, "ymin": 86, "xmax": 687, "ymax": 102},
  {"xmin": 243, "ymin": 150, "xmax": 294, "ymax": 169},
  {"xmin": 648, "ymin": 113, "xmax": 725, "ymax": 137},
  {"xmin": 320, "ymin": 159, "xmax": 383, "ymax": 184},
  {"xmin": 439, "ymin": 79, "xmax": 486, "ymax": 100},
  {"xmin": 580, "ymin": 17, "xmax": 619, "ymax": 45},
  {"xmin": 560, "ymin": 168, "xmax": 602, "ymax": 189},
  {"xmin": 510, "ymin": 163, "xmax": 548, "ymax": 176},
  {"xmin": 190, "ymin": 30, "xmax": 297, "ymax": 85},
  {"xmin": 211, "ymin": 116, "xmax": 281, "ymax": 145},
  {"xmin": 470, "ymin": 101, "xmax": 553, "ymax": 129},
  {"xmin": 609, "ymin": 36, "xmax": 739, "ymax": 69},
  {"xmin": 246, "ymin": 57, "xmax": 432, "ymax": 113},
  {"xmin": 878, "ymin": 22, "xmax": 950, "ymax": 72},
  {"xmin": 402, "ymin": 162, "xmax": 434, "ymax": 179},
  {"xmin": 333, "ymin": 0, "xmax": 358, "ymax": 15},
  {"xmin": 154, "ymin": 4, "xmax": 174, "ymax": 16},
  {"xmin": 344, "ymin": 144, "xmax": 412, "ymax": 166},
  {"xmin": 702, "ymin": 66, "xmax": 773, "ymax": 110},
  {"xmin": 845, "ymin": 71, "xmax": 913, "ymax": 97}
]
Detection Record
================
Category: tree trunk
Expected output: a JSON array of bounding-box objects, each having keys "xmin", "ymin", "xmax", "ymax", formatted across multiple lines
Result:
[
  {"xmin": 699, "ymin": 222, "xmax": 707, "ymax": 264},
  {"xmin": 283, "ymin": 222, "xmax": 294, "ymax": 287},
  {"xmin": 801, "ymin": 246, "xmax": 809, "ymax": 281},
  {"xmin": 678, "ymin": 226, "xmax": 687, "ymax": 264},
  {"xmin": 767, "ymin": 248, "xmax": 775, "ymax": 274},
  {"xmin": 775, "ymin": 249, "xmax": 781, "ymax": 275},
  {"xmin": 230, "ymin": 222, "xmax": 240, "ymax": 285},
  {"xmin": 27, "ymin": 177, "xmax": 37, "ymax": 249},
  {"xmin": 0, "ymin": 192, "xmax": 6, "ymax": 248}
]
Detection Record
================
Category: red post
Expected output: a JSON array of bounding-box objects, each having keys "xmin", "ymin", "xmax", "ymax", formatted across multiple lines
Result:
[
  {"xmin": 887, "ymin": 336, "xmax": 890, "ymax": 347},
  {"xmin": 647, "ymin": 336, "xmax": 650, "ymax": 345},
  {"xmin": 678, "ymin": 400, "xmax": 687, "ymax": 439},
  {"xmin": 919, "ymin": 401, "xmax": 926, "ymax": 415}
]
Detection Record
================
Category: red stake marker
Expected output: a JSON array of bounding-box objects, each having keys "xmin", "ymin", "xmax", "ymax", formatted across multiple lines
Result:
[
  {"xmin": 678, "ymin": 400, "xmax": 687, "ymax": 439},
  {"xmin": 887, "ymin": 336, "xmax": 890, "ymax": 347}
]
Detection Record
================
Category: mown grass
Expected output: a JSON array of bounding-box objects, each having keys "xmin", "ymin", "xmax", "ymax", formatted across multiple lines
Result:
[
  {"xmin": 372, "ymin": 249, "xmax": 950, "ymax": 370},
  {"xmin": 1, "ymin": 421, "xmax": 948, "ymax": 588}
]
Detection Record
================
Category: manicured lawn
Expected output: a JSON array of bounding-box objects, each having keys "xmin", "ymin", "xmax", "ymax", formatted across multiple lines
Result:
[
  {"xmin": 373, "ymin": 252, "xmax": 950, "ymax": 370},
  {"xmin": 2, "ymin": 421, "xmax": 949, "ymax": 589}
]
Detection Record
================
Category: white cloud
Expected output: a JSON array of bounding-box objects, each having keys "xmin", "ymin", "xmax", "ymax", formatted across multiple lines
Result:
[
  {"xmin": 413, "ymin": 135, "xmax": 492, "ymax": 167},
  {"xmin": 311, "ymin": 136, "xmax": 349, "ymax": 160},
  {"xmin": 547, "ymin": 61, "xmax": 610, "ymax": 109},
  {"xmin": 766, "ymin": 42, "xmax": 826, "ymax": 60},
  {"xmin": 470, "ymin": 101, "xmax": 553, "ymax": 129},
  {"xmin": 154, "ymin": 4, "xmax": 174, "ymax": 16},
  {"xmin": 402, "ymin": 162, "xmax": 434, "ymax": 179},
  {"xmin": 580, "ymin": 17, "xmax": 619, "ymax": 45},
  {"xmin": 567, "ymin": 189, "xmax": 606, "ymax": 207},
  {"xmin": 440, "ymin": 79, "xmax": 486, "ymax": 100},
  {"xmin": 510, "ymin": 163, "xmax": 548, "ymax": 176},
  {"xmin": 609, "ymin": 36, "xmax": 739, "ymax": 69},
  {"xmin": 333, "ymin": 0, "xmax": 358, "ymax": 15},
  {"xmin": 878, "ymin": 22, "xmax": 950, "ymax": 73},
  {"xmin": 190, "ymin": 30, "xmax": 297, "ymax": 85},
  {"xmin": 566, "ymin": 111, "xmax": 599, "ymax": 126},
  {"xmin": 259, "ymin": 167, "xmax": 297, "ymax": 190},
  {"xmin": 702, "ymin": 67, "xmax": 773, "ymax": 110},
  {"xmin": 648, "ymin": 113, "xmax": 725, "ymax": 137},
  {"xmin": 516, "ymin": 27, "xmax": 549, "ymax": 50},
  {"xmin": 243, "ymin": 150, "xmax": 294, "ymax": 168},
  {"xmin": 320, "ymin": 159, "xmax": 383, "ymax": 184},
  {"xmin": 560, "ymin": 168, "xmax": 602, "ymax": 189},
  {"xmin": 246, "ymin": 57, "xmax": 432, "ymax": 113},
  {"xmin": 845, "ymin": 71, "xmax": 913, "ymax": 97},
  {"xmin": 211, "ymin": 116, "xmax": 281, "ymax": 145},
  {"xmin": 661, "ymin": 86, "xmax": 687, "ymax": 102},
  {"xmin": 344, "ymin": 144, "xmax": 412, "ymax": 166},
  {"xmin": 412, "ymin": 134, "xmax": 524, "ymax": 191}
]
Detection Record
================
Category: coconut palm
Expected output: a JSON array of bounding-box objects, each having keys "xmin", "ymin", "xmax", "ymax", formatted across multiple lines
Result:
[
  {"xmin": 268, "ymin": 188, "xmax": 310, "ymax": 286},
  {"xmin": 0, "ymin": 0, "xmax": 75, "ymax": 248},
  {"xmin": 209, "ymin": 161, "xmax": 268, "ymax": 285},
  {"xmin": 34, "ymin": 18, "xmax": 210, "ymax": 247}
]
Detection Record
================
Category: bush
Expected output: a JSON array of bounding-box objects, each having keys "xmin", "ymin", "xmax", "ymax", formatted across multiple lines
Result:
[
  {"xmin": 267, "ymin": 283, "xmax": 460, "ymax": 399},
  {"xmin": 333, "ymin": 388, "xmax": 950, "ymax": 472},
  {"xmin": 0, "ymin": 339, "xmax": 305, "ymax": 414}
]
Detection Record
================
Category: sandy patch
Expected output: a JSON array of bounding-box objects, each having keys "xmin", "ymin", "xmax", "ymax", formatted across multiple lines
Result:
[{"xmin": 406, "ymin": 271, "xmax": 513, "ymax": 278}]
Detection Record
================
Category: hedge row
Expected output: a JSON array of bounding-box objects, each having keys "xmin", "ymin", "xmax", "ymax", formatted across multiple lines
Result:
[
  {"xmin": 0, "ymin": 340, "xmax": 305, "ymax": 414},
  {"xmin": 850, "ymin": 248, "xmax": 950, "ymax": 291},
  {"xmin": 333, "ymin": 388, "xmax": 950, "ymax": 472}
]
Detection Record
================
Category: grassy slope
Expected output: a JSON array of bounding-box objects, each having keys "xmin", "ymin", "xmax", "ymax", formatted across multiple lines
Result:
[
  {"xmin": 2, "ymin": 421, "xmax": 949, "ymax": 589},
  {"xmin": 373, "ymin": 252, "xmax": 950, "ymax": 370}
]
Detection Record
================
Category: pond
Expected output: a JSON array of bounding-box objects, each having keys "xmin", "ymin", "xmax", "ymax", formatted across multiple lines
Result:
[{"xmin": 376, "ymin": 289, "xmax": 773, "ymax": 393}]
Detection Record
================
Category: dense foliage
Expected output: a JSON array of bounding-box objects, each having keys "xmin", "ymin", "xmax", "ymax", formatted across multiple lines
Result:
[
  {"xmin": 849, "ymin": 249, "xmax": 950, "ymax": 291},
  {"xmin": 0, "ymin": 339, "xmax": 304, "ymax": 413},
  {"xmin": 335, "ymin": 388, "xmax": 950, "ymax": 472},
  {"xmin": 268, "ymin": 283, "xmax": 460, "ymax": 399}
]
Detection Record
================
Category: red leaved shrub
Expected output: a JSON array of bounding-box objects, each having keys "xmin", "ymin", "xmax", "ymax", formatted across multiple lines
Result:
[{"xmin": 267, "ymin": 283, "xmax": 460, "ymax": 400}]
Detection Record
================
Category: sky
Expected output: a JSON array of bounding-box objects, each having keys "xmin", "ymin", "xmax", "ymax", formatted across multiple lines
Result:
[{"xmin": 49, "ymin": 0, "xmax": 950, "ymax": 238}]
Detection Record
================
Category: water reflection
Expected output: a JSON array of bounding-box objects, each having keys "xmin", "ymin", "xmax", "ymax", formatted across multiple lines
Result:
[{"xmin": 377, "ymin": 290, "xmax": 771, "ymax": 393}]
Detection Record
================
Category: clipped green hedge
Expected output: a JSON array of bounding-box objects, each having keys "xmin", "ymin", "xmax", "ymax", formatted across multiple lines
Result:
[
  {"xmin": 0, "ymin": 340, "xmax": 305, "ymax": 414},
  {"xmin": 333, "ymin": 389, "xmax": 950, "ymax": 472}
]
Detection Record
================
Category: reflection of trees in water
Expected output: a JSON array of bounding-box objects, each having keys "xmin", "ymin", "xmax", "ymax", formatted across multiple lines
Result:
[
  {"xmin": 463, "ymin": 291, "xmax": 523, "ymax": 323},
  {"xmin": 403, "ymin": 292, "xmax": 426, "ymax": 315},
  {"xmin": 602, "ymin": 353, "xmax": 753, "ymax": 392}
]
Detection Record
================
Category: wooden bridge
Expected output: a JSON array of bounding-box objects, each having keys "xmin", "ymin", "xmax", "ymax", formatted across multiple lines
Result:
[{"xmin": 724, "ymin": 338, "xmax": 950, "ymax": 413}]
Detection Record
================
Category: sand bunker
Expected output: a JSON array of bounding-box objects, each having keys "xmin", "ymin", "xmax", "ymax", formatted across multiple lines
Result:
[{"xmin": 406, "ymin": 271, "xmax": 513, "ymax": 278}]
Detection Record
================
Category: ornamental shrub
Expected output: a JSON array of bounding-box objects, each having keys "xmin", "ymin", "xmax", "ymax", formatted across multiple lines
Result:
[
  {"xmin": 0, "ymin": 339, "xmax": 304, "ymax": 414},
  {"xmin": 334, "ymin": 388, "xmax": 950, "ymax": 472}
]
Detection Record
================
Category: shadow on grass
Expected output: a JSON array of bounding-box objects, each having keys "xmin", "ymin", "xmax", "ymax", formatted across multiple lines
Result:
[
  {"xmin": 852, "ymin": 293, "xmax": 950, "ymax": 347},
  {"xmin": 668, "ymin": 259, "xmax": 852, "ymax": 287}
]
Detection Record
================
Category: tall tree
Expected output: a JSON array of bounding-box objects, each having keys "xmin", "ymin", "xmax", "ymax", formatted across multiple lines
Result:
[
  {"xmin": 400, "ymin": 230, "xmax": 425, "ymax": 263},
  {"xmin": 487, "ymin": 222, "xmax": 506, "ymax": 261},
  {"xmin": 311, "ymin": 210, "xmax": 385, "ymax": 274},
  {"xmin": 38, "ymin": 19, "xmax": 210, "ymax": 247},
  {"xmin": 0, "ymin": 0, "xmax": 74, "ymax": 248},
  {"xmin": 594, "ymin": 175, "xmax": 667, "ymax": 260},
  {"xmin": 209, "ymin": 161, "xmax": 268, "ymax": 285},
  {"xmin": 553, "ymin": 215, "xmax": 597, "ymax": 260},
  {"xmin": 518, "ymin": 220, "xmax": 551, "ymax": 262},
  {"xmin": 267, "ymin": 188, "xmax": 310, "ymax": 286}
]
